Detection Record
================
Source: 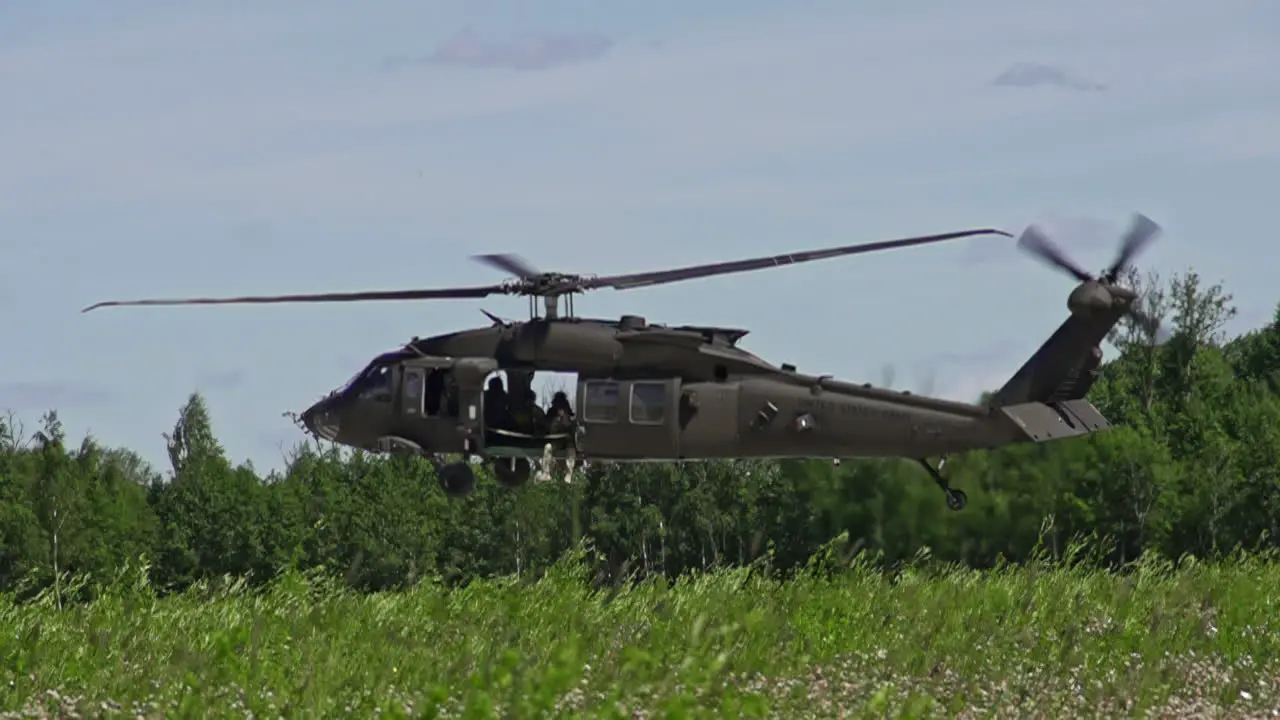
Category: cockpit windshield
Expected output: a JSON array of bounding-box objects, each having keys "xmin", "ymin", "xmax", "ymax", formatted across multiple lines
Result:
[
  {"xmin": 335, "ymin": 351, "xmax": 403, "ymax": 402},
  {"xmin": 335, "ymin": 369, "xmax": 365, "ymax": 396}
]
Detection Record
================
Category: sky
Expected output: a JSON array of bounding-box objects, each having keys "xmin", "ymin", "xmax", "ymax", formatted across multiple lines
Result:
[{"xmin": 2, "ymin": 0, "xmax": 1278, "ymax": 475}]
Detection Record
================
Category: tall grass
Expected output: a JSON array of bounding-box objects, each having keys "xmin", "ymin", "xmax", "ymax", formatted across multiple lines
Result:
[{"xmin": 2, "ymin": 545, "xmax": 1279, "ymax": 718}]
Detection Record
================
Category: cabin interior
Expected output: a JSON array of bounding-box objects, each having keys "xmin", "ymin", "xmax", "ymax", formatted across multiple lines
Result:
[
  {"xmin": 480, "ymin": 371, "xmax": 668, "ymax": 430},
  {"xmin": 338, "ymin": 356, "xmax": 674, "ymax": 457},
  {"xmin": 481, "ymin": 370, "xmax": 576, "ymax": 437}
]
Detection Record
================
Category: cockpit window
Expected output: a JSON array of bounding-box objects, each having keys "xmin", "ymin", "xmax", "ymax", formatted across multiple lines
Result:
[
  {"xmin": 335, "ymin": 369, "xmax": 364, "ymax": 396},
  {"xmin": 340, "ymin": 355, "xmax": 398, "ymax": 402},
  {"xmin": 356, "ymin": 365, "xmax": 393, "ymax": 401}
]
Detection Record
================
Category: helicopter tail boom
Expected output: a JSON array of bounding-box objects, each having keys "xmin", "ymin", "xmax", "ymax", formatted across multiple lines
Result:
[
  {"xmin": 986, "ymin": 308, "xmax": 1121, "ymax": 410},
  {"xmin": 969, "ymin": 311, "xmax": 1120, "ymax": 447}
]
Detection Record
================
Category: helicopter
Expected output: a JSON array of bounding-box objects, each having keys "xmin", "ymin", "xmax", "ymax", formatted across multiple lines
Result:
[{"xmin": 83, "ymin": 213, "xmax": 1164, "ymax": 510}]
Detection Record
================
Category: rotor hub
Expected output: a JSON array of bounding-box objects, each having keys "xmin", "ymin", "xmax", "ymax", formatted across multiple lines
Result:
[
  {"xmin": 505, "ymin": 272, "xmax": 600, "ymax": 297},
  {"xmin": 1067, "ymin": 282, "xmax": 1111, "ymax": 315}
]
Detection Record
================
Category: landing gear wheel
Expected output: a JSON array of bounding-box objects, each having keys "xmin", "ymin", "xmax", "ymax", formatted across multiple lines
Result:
[
  {"xmin": 494, "ymin": 457, "xmax": 532, "ymax": 489},
  {"xmin": 918, "ymin": 457, "xmax": 968, "ymax": 512},
  {"xmin": 437, "ymin": 461, "xmax": 477, "ymax": 498}
]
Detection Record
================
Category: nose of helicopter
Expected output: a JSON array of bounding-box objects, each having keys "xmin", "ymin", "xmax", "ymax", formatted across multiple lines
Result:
[{"xmin": 300, "ymin": 396, "xmax": 342, "ymax": 442}]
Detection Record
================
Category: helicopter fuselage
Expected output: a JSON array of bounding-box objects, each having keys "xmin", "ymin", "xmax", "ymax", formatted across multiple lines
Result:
[{"xmin": 296, "ymin": 315, "xmax": 1086, "ymax": 467}]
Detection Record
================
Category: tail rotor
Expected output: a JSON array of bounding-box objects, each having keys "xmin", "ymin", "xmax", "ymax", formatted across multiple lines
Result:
[{"xmin": 1016, "ymin": 213, "xmax": 1169, "ymax": 343}]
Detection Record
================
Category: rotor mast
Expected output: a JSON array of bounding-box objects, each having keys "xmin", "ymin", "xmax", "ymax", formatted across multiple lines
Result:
[{"xmin": 530, "ymin": 292, "xmax": 574, "ymax": 320}]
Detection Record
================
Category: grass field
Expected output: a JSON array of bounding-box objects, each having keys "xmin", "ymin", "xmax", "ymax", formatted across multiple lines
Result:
[{"xmin": 3, "ymin": 548, "xmax": 1279, "ymax": 718}]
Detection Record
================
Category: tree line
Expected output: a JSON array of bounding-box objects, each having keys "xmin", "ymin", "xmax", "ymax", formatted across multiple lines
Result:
[{"xmin": 2, "ymin": 266, "xmax": 1278, "ymax": 600}]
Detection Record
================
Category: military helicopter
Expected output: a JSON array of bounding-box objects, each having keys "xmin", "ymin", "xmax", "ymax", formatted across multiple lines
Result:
[{"xmin": 83, "ymin": 214, "xmax": 1163, "ymax": 509}]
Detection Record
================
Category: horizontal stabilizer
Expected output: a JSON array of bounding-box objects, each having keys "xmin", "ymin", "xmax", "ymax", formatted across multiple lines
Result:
[{"xmin": 999, "ymin": 399, "xmax": 1111, "ymax": 443}]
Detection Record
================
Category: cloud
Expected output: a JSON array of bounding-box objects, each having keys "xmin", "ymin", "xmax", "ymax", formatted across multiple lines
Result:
[
  {"xmin": 257, "ymin": 428, "xmax": 311, "ymax": 457},
  {"xmin": 917, "ymin": 343, "xmax": 1022, "ymax": 400},
  {"xmin": 0, "ymin": 381, "xmax": 113, "ymax": 411},
  {"xmin": 3, "ymin": 0, "xmax": 1275, "ymax": 228},
  {"xmin": 1230, "ymin": 306, "xmax": 1274, "ymax": 334},
  {"xmin": 926, "ymin": 340, "xmax": 1031, "ymax": 404},
  {"xmin": 871, "ymin": 341, "xmax": 1018, "ymax": 397},
  {"xmin": 197, "ymin": 370, "xmax": 246, "ymax": 391},
  {"xmin": 414, "ymin": 27, "xmax": 613, "ymax": 71},
  {"xmin": 928, "ymin": 342, "xmax": 1020, "ymax": 369},
  {"xmin": 937, "ymin": 368, "xmax": 1016, "ymax": 405},
  {"xmin": 1136, "ymin": 105, "xmax": 1280, "ymax": 161},
  {"xmin": 993, "ymin": 62, "xmax": 1105, "ymax": 91}
]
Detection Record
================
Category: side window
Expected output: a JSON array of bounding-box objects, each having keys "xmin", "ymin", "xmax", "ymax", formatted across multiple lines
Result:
[
  {"xmin": 582, "ymin": 381, "xmax": 620, "ymax": 423},
  {"xmin": 630, "ymin": 381, "xmax": 667, "ymax": 424},
  {"xmin": 403, "ymin": 369, "xmax": 424, "ymax": 415}
]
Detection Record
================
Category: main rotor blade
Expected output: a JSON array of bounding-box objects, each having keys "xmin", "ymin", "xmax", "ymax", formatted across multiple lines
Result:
[
  {"xmin": 1016, "ymin": 225, "xmax": 1094, "ymax": 283},
  {"xmin": 472, "ymin": 253, "xmax": 540, "ymax": 279},
  {"xmin": 1106, "ymin": 212, "xmax": 1161, "ymax": 280},
  {"xmin": 581, "ymin": 228, "xmax": 1013, "ymax": 291},
  {"xmin": 81, "ymin": 284, "xmax": 506, "ymax": 312}
]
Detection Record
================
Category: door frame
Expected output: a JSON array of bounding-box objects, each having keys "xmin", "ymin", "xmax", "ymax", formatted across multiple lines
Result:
[
  {"xmin": 395, "ymin": 356, "xmax": 497, "ymax": 456},
  {"xmin": 397, "ymin": 357, "xmax": 455, "ymax": 420},
  {"xmin": 451, "ymin": 357, "xmax": 499, "ymax": 454}
]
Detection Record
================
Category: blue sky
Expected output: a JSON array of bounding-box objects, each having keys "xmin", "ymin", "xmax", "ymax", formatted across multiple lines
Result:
[{"xmin": 2, "ymin": 0, "xmax": 1277, "ymax": 475}]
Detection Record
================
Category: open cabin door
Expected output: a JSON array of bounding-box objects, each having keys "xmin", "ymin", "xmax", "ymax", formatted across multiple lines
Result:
[
  {"xmin": 399, "ymin": 357, "xmax": 451, "ymax": 419},
  {"xmin": 397, "ymin": 356, "xmax": 497, "ymax": 455},
  {"xmin": 575, "ymin": 378, "xmax": 681, "ymax": 459}
]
